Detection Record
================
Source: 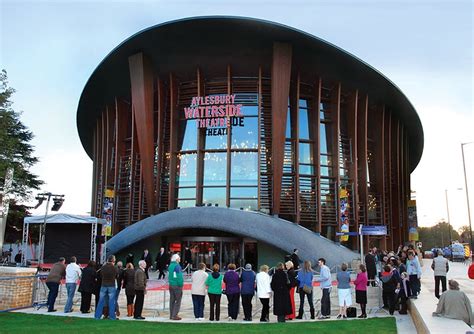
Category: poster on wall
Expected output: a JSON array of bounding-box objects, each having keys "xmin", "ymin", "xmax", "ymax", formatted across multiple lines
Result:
[
  {"xmin": 102, "ymin": 190, "xmax": 114, "ymax": 237},
  {"xmin": 408, "ymin": 199, "xmax": 418, "ymax": 241},
  {"xmin": 339, "ymin": 187, "xmax": 350, "ymax": 242}
]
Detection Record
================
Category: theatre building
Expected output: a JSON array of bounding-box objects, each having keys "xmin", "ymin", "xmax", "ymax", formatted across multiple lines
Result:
[{"xmin": 77, "ymin": 17, "xmax": 423, "ymax": 267}]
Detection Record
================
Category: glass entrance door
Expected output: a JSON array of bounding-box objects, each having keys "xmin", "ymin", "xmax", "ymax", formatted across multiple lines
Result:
[{"xmin": 187, "ymin": 241, "xmax": 220, "ymax": 269}]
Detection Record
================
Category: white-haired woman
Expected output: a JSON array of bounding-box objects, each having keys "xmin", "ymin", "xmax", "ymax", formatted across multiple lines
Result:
[
  {"xmin": 256, "ymin": 264, "xmax": 272, "ymax": 322},
  {"xmin": 168, "ymin": 254, "xmax": 184, "ymax": 320},
  {"xmin": 133, "ymin": 260, "xmax": 147, "ymax": 320}
]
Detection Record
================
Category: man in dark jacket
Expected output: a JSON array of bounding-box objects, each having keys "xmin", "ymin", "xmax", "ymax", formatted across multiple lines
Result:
[
  {"xmin": 380, "ymin": 264, "xmax": 398, "ymax": 315},
  {"xmin": 78, "ymin": 260, "xmax": 97, "ymax": 313},
  {"xmin": 125, "ymin": 253, "xmax": 134, "ymax": 265},
  {"xmin": 155, "ymin": 247, "xmax": 170, "ymax": 280},
  {"xmin": 183, "ymin": 246, "xmax": 192, "ymax": 271},
  {"xmin": 46, "ymin": 257, "xmax": 66, "ymax": 312},
  {"xmin": 94, "ymin": 255, "xmax": 118, "ymax": 320},
  {"xmin": 365, "ymin": 247, "xmax": 377, "ymax": 286},
  {"xmin": 141, "ymin": 249, "xmax": 152, "ymax": 279},
  {"xmin": 240, "ymin": 263, "xmax": 256, "ymax": 321}
]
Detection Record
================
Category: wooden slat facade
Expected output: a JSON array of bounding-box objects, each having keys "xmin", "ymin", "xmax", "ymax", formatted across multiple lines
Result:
[{"xmin": 88, "ymin": 40, "xmax": 417, "ymax": 251}]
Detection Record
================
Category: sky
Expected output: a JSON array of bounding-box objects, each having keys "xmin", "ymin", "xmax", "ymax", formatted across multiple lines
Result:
[{"xmin": 0, "ymin": 0, "xmax": 473, "ymax": 232}]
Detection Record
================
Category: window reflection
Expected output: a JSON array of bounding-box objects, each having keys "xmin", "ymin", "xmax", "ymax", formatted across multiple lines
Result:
[
  {"xmin": 231, "ymin": 152, "xmax": 258, "ymax": 186},
  {"xmin": 299, "ymin": 143, "xmax": 313, "ymax": 164},
  {"xmin": 175, "ymin": 89, "xmax": 260, "ymax": 210},
  {"xmin": 177, "ymin": 153, "xmax": 197, "ymax": 187},
  {"xmin": 299, "ymin": 105, "xmax": 310, "ymax": 140},
  {"xmin": 320, "ymin": 123, "xmax": 328, "ymax": 154},
  {"xmin": 230, "ymin": 199, "xmax": 258, "ymax": 211},
  {"xmin": 231, "ymin": 117, "xmax": 258, "ymax": 149},
  {"xmin": 299, "ymin": 165, "xmax": 314, "ymax": 175},
  {"xmin": 204, "ymin": 133, "xmax": 227, "ymax": 150},
  {"xmin": 240, "ymin": 105, "xmax": 258, "ymax": 116},
  {"xmin": 178, "ymin": 187, "xmax": 196, "ymax": 199},
  {"xmin": 285, "ymin": 107, "xmax": 291, "ymax": 138},
  {"xmin": 203, "ymin": 187, "xmax": 226, "ymax": 207},
  {"xmin": 203, "ymin": 152, "xmax": 227, "ymax": 185},
  {"xmin": 230, "ymin": 187, "xmax": 258, "ymax": 198},
  {"xmin": 177, "ymin": 199, "xmax": 196, "ymax": 208},
  {"xmin": 180, "ymin": 120, "xmax": 197, "ymax": 151}
]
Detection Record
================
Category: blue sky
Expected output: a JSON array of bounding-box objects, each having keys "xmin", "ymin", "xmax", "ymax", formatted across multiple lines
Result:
[{"xmin": 1, "ymin": 0, "xmax": 473, "ymax": 230}]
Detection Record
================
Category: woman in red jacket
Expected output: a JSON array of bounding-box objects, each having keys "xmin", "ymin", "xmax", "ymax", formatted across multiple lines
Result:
[{"xmin": 354, "ymin": 263, "xmax": 368, "ymax": 318}]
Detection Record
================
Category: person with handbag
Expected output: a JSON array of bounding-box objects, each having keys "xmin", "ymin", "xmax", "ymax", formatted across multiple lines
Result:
[
  {"xmin": 271, "ymin": 262, "xmax": 292, "ymax": 322},
  {"xmin": 285, "ymin": 261, "xmax": 298, "ymax": 320},
  {"xmin": 354, "ymin": 263, "xmax": 368, "ymax": 318},
  {"xmin": 336, "ymin": 262, "xmax": 352, "ymax": 319},
  {"xmin": 296, "ymin": 260, "xmax": 315, "ymax": 319}
]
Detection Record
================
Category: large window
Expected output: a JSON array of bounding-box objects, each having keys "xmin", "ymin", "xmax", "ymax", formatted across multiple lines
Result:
[
  {"xmin": 231, "ymin": 117, "xmax": 258, "ymax": 149},
  {"xmin": 177, "ymin": 153, "xmax": 197, "ymax": 207},
  {"xmin": 203, "ymin": 152, "xmax": 227, "ymax": 186},
  {"xmin": 180, "ymin": 119, "xmax": 198, "ymax": 151},
  {"xmin": 175, "ymin": 82, "xmax": 260, "ymax": 210}
]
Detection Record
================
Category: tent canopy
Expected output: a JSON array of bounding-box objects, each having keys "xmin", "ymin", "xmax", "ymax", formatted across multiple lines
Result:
[{"xmin": 24, "ymin": 213, "xmax": 105, "ymax": 225}]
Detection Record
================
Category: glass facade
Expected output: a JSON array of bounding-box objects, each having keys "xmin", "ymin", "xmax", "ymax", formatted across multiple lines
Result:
[{"xmin": 176, "ymin": 90, "xmax": 259, "ymax": 208}]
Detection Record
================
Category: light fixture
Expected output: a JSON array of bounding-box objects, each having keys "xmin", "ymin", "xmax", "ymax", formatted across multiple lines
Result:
[
  {"xmin": 51, "ymin": 196, "xmax": 65, "ymax": 211},
  {"xmin": 33, "ymin": 195, "xmax": 46, "ymax": 209}
]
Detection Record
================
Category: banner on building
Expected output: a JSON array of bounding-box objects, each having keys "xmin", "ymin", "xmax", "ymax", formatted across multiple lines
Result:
[
  {"xmin": 339, "ymin": 187, "xmax": 350, "ymax": 242},
  {"xmin": 102, "ymin": 190, "xmax": 114, "ymax": 237},
  {"xmin": 407, "ymin": 199, "xmax": 418, "ymax": 241}
]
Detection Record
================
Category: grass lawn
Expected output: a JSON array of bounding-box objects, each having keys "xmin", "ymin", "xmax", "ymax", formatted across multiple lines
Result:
[{"xmin": 0, "ymin": 312, "xmax": 397, "ymax": 334}]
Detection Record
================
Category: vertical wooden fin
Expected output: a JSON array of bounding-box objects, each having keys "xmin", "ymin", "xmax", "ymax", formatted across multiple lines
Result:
[
  {"xmin": 271, "ymin": 42, "xmax": 292, "ymax": 215},
  {"xmin": 128, "ymin": 52, "xmax": 156, "ymax": 213}
]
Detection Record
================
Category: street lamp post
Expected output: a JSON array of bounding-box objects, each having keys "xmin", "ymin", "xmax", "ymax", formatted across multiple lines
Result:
[
  {"xmin": 461, "ymin": 142, "xmax": 473, "ymax": 261},
  {"xmin": 445, "ymin": 189, "xmax": 453, "ymax": 261}
]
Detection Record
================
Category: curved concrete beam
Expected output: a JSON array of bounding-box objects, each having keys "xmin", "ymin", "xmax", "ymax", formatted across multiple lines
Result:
[{"xmin": 107, "ymin": 207, "xmax": 359, "ymax": 267}]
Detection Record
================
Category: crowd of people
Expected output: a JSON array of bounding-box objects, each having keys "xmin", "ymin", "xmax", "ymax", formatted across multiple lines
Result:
[{"xmin": 43, "ymin": 245, "xmax": 473, "ymax": 325}]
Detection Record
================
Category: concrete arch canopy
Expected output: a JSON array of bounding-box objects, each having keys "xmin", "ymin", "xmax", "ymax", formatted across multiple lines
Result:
[{"xmin": 106, "ymin": 207, "xmax": 358, "ymax": 267}]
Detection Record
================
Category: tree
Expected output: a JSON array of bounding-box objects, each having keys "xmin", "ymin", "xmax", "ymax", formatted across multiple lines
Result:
[
  {"xmin": 0, "ymin": 69, "xmax": 43, "ymax": 199},
  {"xmin": 419, "ymin": 220, "xmax": 460, "ymax": 250},
  {"xmin": 1, "ymin": 70, "xmax": 43, "ymax": 244},
  {"xmin": 458, "ymin": 225, "xmax": 472, "ymax": 244}
]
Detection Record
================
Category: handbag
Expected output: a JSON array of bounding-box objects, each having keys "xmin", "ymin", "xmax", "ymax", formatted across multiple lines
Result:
[
  {"xmin": 302, "ymin": 284, "xmax": 312, "ymax": 294},
  {"xmin": 347, "ymin": 307, "xmax": 357, "ymax": 318}
]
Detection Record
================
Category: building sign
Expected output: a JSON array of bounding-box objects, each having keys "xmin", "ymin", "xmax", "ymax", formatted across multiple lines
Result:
[
  {"xmin": 184, "ymin": 94, "xmax": 244, "ymax": 136},
  {"xmin": 361, "ymin": 225, "xmax": 387, "ymax": 236}
]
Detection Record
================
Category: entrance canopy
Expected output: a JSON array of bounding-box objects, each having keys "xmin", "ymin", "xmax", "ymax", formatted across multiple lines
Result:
[
  {"xmin": 24, "ymin": 213, "xmax": 105, "ymax": 225},
  {"xmin": 107, "ymin": 207, "xmax": 358, "ymax": 267}
]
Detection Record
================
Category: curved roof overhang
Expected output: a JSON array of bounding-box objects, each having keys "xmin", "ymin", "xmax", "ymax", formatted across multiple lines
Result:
[
  {"xmin": 106, "ymin": 207, "xmax": 357, "ymax": 268},
  {"xmin": 77, "ymin": 16, "xmax": 424, "ymax": 172}
]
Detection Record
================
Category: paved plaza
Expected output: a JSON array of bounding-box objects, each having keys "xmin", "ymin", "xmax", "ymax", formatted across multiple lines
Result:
[
  {"xmin": 13, "ymin": 258, "xmax": 474, "ymax": 332},
  {"xmin": 15, "ymin": 267, "xmax": 419, "ymax": 333}
]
